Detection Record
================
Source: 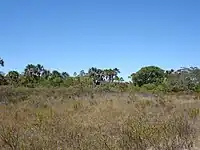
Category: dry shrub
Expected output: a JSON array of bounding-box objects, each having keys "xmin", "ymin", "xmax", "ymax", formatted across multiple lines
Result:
[{"xmin": 0, "ymin": 87, "xmax": 200, "ymax": 150}]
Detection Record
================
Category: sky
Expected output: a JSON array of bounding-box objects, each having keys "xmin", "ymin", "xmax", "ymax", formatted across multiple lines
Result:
[{"xmin": 0, "ymin": 0, "xmax": 200, "ymax": 81}]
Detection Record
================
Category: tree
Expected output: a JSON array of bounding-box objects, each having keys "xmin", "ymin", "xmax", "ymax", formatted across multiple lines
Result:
[
  {"xmin": 131, "ymin": 66, "xmax": 165, "ymax": 87},
  {"xmin": 73, "ymin": 72, "xmax": 77, "ymax": 77},
  {"xmin": 113, "ymin": 68, "xmax": 120, "ymax": 74},
  {"xmin": 24, "ymin": 64, "xmax": 37, "ymax": 76},
  {"xmin": 167, "ymin": 67, "xmax": 200, "ymax": 91},
  {"xmin": 61, "ymin": 72, "xmax": 70, "ymax": 79},
  {"xmin": 2, "ymin": 57, "xmax": 200, "ymax": 93},
  {"xmin": 120, "ymin": 77, "xmax": 124, "ymax": 82},
  {"xmin": 23, "ymin": 64, "xmax": 46, "ymax": 85},
  {"xmin": 6, "ymin": 71, "xmax": 20, "ymax": 85},
  {"xmin": 51, "ymin": 70, "xmax": 62, "ymax": 78},
  {"xmin": 36, "ymin": 64, "xmax": 44, "ymax": 76},
  {"xmin": 24, "ymin": 64, "xmax": 44, "ymax": 77},
  {"xmin": 0, "ymin": 58, "xmax": 4, "ymax": 67},
  {"xmin": 88, "ymin": 67, "xmax": 104, "ymax": 82},
  {"xmin": 41, "ymin": 69, "xmax": 51, "ymax": 79},
  {"xmin": 79, "ymin": 70, "xmax": 86, "ymax": 77},
  {"xmin": 103, "ymin": 68, "xmax": 120, "ymax": 82},
  {"xmin": 113, "ymin": 68, "xmax": 120, "ymax": 82}
]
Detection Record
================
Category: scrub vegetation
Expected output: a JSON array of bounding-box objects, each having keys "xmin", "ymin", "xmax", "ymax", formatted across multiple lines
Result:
[{"xmin": 1, "ymin": 57, "xmax": 200, "ymax": 150}]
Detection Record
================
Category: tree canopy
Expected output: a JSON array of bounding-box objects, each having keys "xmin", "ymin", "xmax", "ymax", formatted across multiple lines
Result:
[
  {"xmin": 131, "ymin": 66, "xmax": 165, "ymax": 86},
  {"xmin": 1, "ymin": 57, "xmax": 200, "ymax": 92}
]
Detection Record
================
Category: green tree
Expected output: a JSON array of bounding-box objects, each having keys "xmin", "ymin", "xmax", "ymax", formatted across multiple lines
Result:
[
  {"xmin": 104, "ymin": 68, "xmax": 120, "ymax": 82},
  {"xmin": 131, "ymin": 66, "xmax": 165, "ymax": 87},
  {"xmin": 23, "ymin": 64, "xmax": 45, "ymax": 85},
  {"xmin": 6, "ymin": 71, "xmax": 20, "ymax": 85},
  {"xmin": 36, "ymin": 64, "xmax": 44, "ymax": 76},
  {"xmin": 24, "ymin": 64, "xmax": 37, "ymax": 76},
  {"xmin": 88, "ymin": 67, "xmax": 104, "ymax": 81},
  {"xmin": 51, "ymin": 70, "xmax": 62, "ymax": 78},
  {"xmin": 165, "ymin": 67, "xmax": 200, "ymax": 91}
]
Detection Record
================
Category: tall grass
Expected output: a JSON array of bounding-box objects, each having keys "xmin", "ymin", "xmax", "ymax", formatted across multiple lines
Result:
[{"xmin": 0, "ymin": 86, "xmax": 200, "ymax": 150}]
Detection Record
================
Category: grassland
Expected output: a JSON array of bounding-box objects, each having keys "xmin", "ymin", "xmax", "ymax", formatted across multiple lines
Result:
[{"xmin": 0, "ymin": 86, "xmax": 200, "ymax": 150}]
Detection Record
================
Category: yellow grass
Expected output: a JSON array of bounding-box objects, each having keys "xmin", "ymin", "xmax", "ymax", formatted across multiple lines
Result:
[{"xmin": 0, "ymin": 87, "xmax": 200, "ymax": 150}]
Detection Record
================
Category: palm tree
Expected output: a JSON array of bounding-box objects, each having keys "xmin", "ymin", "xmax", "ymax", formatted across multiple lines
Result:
[
  {"xmin": 36, "ymin": 64, "xmax": 44, "ymax": 76},
  {"xmin": 104, "ymin": 68, "xmax": 120, "ymax": 82},
  {"xmin": 41, "ymin": 69, "xmax": 51, "ymax": 79},
  {"xmin": 52, "ymin": 70, "xmax": 62, "ymax": 78},
  {"xmin": 73, "ymin": 72, "xmax": 77, "ymax": 77},
  {"xmin": 24, "ymin": 64, "xmax": 37, "ymax": 76},
  {"xmin": 113, "ymin": 68, "xmax": 120, "ymax": 74},
  {"xmin": 103, "ymin": 69, "xmax": 112, "ymax": 82},
  {"xmin": 113, "ymin": 68, "xmax": 120, "ymax": 82},
  {"xmin": 79, "ymin": 70, "xmax": 86, "ymax": 77},
  {"xmin": 88, "ymin": 67, "xmax": 105, "ymax": 85},
  {"xmin": 120, "ymin": 77, "xmax": 124, "ymax": 82},
  {"xmin": 0, "ymin": 58, "xmax": 4, "ymax": 67},
  {"xmin": 88, "ymin": 67, "xmax": 103, "ymax": 81},
  {"xmin": 62, "ymin": 72, "xmax": 70, "ymax": 78}
]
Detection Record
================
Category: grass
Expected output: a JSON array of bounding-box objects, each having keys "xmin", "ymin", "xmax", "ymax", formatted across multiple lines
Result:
[{"xmin": 0, "ymin": 86, "xmax": 200, "ymax": 150}]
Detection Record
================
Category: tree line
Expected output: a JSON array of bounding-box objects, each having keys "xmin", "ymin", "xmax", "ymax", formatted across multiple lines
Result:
[{"xmin": 1, "ymin": 57, "xmax": 200, "ymax": 92}]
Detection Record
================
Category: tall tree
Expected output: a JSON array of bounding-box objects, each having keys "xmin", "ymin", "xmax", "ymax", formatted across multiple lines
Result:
[
  {"xmin": 41, "ymin": 69, "xmax": 51, "ymax": 79},
  {"xmin": 61, "ymin": 72, "xmax": 70, "ymax": 78},
  {"xmin": 88, "ymin": 67, "xmax": 104, "ymax": 81},
  {"xmin": 0, "ymin": 58, "xmax": 4, "ymax": 67},
  {"xmin": 104, "ymin": 68, "xmax": 120, "ymax": 82},
  {"xmin": 79, "ymin": 70, "xmax": 86, "ymax": 77},
  {"xmin": 73, "ymin": 72, "xmax": 77, "ymax": 77},
  {"xmin": 120, "ymin": 77, "xmax": 124, "ymax": 82},
  {"xmin": 24, "ymin": 64, "xmax": 37, "ymax": 76},
  {"xmin": 36, "ymin": 64, "xmax": 44, "ymax": 76}
]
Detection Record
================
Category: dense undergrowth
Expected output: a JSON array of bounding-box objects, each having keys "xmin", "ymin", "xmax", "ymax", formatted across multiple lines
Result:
[{"xmin": 0, "ymin": 85, "xmax": 200, "ymax": 150}]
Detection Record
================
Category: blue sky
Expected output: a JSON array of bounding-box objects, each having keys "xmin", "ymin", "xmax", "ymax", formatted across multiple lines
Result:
[{"xmin": 0, "ymin": 0, "xmax": 200, "ymax": 81}]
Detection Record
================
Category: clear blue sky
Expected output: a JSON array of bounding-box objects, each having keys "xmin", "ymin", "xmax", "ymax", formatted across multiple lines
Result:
[{"xmin": 0, "ymin": 0, "xmax": 200, "ymax": 80}]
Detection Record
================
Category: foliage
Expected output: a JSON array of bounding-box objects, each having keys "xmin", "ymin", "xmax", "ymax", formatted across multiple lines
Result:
[
  {"xmin": 131, "ymin": 66, "xmax": 165, "ymax": 87},
  {"xmin": 0, "ymin": 57, "xmax": 200, "ymax": 92},
  {"xmin": 1, "ymin": 56, "xmax": 200, "ymax": 149}
]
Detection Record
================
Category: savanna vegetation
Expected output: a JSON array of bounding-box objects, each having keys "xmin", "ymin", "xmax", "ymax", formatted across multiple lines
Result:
[
  {"xmin": 1, "ymin": 57, "xmax": 200, "ymax": 93},
  {"xmin": 1, "ymin": 57, "xmax": 200, "ymax": 150}
]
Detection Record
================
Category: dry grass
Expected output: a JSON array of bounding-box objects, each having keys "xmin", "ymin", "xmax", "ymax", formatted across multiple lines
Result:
[{"xmin": 0, "ymin": 87, "xmax": 200, "ymax": 150}]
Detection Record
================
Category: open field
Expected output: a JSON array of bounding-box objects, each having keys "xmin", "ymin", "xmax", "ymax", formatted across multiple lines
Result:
[
  {"xmin": 1, "ymin": 0, "xmax": 200, "ymax": 149},
  {"xmin": 1, "ymin": 86, "xmax": 200, "ymax": 150}
]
